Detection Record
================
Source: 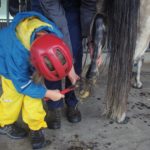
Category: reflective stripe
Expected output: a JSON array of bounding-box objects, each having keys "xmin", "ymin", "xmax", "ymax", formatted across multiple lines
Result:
[{"xmin": 20, "ymin": 80, "xmax": 32, "ymax": 89}]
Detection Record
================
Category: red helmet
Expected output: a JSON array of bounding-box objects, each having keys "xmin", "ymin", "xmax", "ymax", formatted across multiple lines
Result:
[{"xmin": 30, "ymin": 34, "xmax": 73, "ymax": 81}]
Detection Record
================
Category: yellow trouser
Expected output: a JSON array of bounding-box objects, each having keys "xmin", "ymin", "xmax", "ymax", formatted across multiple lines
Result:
[{"xmin": 0, "ymin": 77, "xmax": 47, "ymax": 130}]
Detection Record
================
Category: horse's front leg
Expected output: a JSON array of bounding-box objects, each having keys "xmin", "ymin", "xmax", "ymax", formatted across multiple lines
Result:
[
  {"xmin": 79, "ymin": 14, "xmax": 106, "ymax": 99},
  {"xmin": 86, "ymin": 14, "xmax": 106, "ymax": 80}
]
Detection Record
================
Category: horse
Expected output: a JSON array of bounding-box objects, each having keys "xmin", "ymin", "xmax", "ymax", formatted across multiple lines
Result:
[{"xmin": 79, "ymin": 0, "xmax": 150, "ymax": 123}]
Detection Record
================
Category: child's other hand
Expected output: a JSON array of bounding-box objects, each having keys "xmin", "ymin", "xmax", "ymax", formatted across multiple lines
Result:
[
  {"xmin": 68, "ymin": 66, "xmax": 80, "ymax": 85},
  {"xmin": 45, "ymin": 90, "xmax": 64, "ymax": 101}
]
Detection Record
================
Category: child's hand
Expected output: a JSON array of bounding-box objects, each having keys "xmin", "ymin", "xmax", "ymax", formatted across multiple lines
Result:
[
  {"xmin": 68, "ymin": 66, "xmax": 80, "ymax": 85},
  {"xmin": 45, "ymin": 90, "xmax": 64, "ymax": 101}
]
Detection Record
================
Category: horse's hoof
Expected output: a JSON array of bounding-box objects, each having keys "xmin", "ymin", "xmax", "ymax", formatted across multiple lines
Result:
[
  {"xmin": 132, "ymin": 84, "xmax": 143, "ymax": 89},
  {"xmin": 116, "ymin": 116, "xmax": 130, "ymax": 124},
  {"xmin": 79, "ymin": 90, "xmax": 90, "ymax": 99}
]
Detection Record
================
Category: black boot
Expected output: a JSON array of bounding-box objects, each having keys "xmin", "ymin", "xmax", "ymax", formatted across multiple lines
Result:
[
  {"xmin": 66, "ymin": 105, "xmax": 81, "ymax": 123},
  {"xmin": 30, "ymin": 129, "xmax": 51, "ymax": 149},
  {"xmin": 0, "ymin": 123, "xmax": 27, "ymax": 139},
  {"xmin": 46, "ymin": 108, "xmax": 61, "ymax": 129}
]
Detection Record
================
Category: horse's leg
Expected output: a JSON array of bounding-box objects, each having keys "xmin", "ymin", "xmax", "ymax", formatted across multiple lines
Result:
[
  {"xmin": 86, "ymin": 13, "xmax": 106, "ymax": 80},
  {"xmin": 133, "ymin": 22, "xmax": 150, "ymax": 88},
  {"xmin": 131, "ymin": 0, "xmax": 150, "ymax": 90},
  {"xmin": 133, "ymin": 57, "xmax": 144, "ymax": 89},
  {"xmin": 79, "ymin": 13, "xmax": 106, "ymax": 99},
  {"xmin": 136, "ymin": 57, "xmax": 144, "ymax": 88}
]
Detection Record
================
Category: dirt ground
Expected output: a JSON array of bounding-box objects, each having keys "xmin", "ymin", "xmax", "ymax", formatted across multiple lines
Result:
[{"xmin": 0, "ymin": 63, "xmax": 150, "ymax": 150}]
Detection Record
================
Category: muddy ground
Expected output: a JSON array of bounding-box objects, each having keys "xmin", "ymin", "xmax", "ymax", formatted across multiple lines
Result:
[{"xmin": 0, "ymin": 63, "xmax": 150, "ymax": 150}]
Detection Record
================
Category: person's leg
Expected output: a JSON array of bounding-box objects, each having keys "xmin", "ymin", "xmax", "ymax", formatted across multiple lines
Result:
[
  {"xmin": 30, "ymin": 0, "xmax": 44, "ymax": 14},
  {"xmin": 80, "ymin": 0, "xmax": 97, "ymax": 37},
  {"xmin": 44, "ymin": 80, "xmax": 63, "ymax": 129},
  {"xmin": 22, "ymin": 97, "xmax": 47, "ymax": 131},
  {"xmin": 0, "ymin": 77, "xmax": 27, "ymax": 139},
  {"xmin": 31, "ymin": 0, "xmax": 66, "ymax": 129},
  {"xmin": 22, "ymin": 95, "xmax": 50, "ymax": 149},
  {"xmin": 65, "ymin": 8, "xmax": 83, "ymax": 123},
  {"xmin": 39, "ymin": 0, "xmax": 73, "ymax": 52}
]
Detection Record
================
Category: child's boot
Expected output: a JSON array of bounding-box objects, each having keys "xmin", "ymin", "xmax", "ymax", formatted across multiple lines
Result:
[
  {"xmin": 0, "ymin": 123, "xmax": 27, "ymax": 139},
  {"xmin": 30, "ymin": 129, "xmax": 50, "ymax": 149}
]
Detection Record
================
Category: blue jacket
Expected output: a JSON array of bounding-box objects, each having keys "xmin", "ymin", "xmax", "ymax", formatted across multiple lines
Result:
[{"xmin": 0, "ymin": 11, "xmax": 63, "ymax": 98}]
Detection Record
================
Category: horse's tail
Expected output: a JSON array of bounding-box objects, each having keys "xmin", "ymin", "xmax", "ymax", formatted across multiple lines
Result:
[{"xmin": 104, "ymin": 0, "xmax": 140, "ymax": 122}]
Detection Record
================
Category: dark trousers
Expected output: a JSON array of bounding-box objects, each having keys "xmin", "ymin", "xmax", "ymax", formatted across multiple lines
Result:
[{"xmin": 45, "ymin": 8, "xmax": 83, "ymax": 109}]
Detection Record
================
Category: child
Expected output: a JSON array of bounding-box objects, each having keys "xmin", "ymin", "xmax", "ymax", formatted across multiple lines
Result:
[{"xmin": 0, "ymin": 11, "xmax": 79, "ymax": 149}]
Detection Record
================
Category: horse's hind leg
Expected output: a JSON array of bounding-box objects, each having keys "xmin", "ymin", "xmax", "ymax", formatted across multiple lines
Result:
[
  {"xmin": 133, "ymin": 57, "xmax": 144, "ymax": 88},
  {"xmin": 133, "ymin": 26, "xmax": 150, "ymax": 88},
  {"xmin": 132, "ymin": 0, "xmax": 150, "ymax": 88}
]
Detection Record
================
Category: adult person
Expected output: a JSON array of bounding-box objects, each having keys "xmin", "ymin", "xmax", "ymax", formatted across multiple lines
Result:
[{"xmin": 31, "ymin": 0, "xmax": 83, "ymax": 129}]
